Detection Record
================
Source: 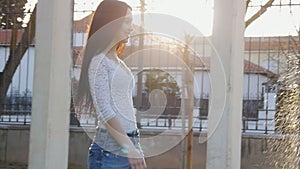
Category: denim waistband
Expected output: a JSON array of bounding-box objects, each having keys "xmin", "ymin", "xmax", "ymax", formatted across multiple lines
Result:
[
  {"xmin": 126, "ymin": 129, "xmax": 140, "ymax": 137},
  {"xmin": 93, "ymin": 128, "xmax": 143, "ymax": 155},
  {"xmin": 97, "ymin": 128, "xmax": 140, "ymax": 137}
]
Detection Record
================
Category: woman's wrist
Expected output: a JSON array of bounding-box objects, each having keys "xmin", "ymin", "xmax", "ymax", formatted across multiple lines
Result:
[
  {"xmin": 120, "ymin": 143, "xmax": 130, "ymax": 155},
  {"xmin": 120, "ymin": 144, "xmax": 141, "ymax": 158}
]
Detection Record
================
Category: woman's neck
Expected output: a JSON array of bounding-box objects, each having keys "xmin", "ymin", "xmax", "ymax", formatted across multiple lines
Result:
[{"xmin": 104, "ymin": 45, "xmax": 119, "ymax": 63}]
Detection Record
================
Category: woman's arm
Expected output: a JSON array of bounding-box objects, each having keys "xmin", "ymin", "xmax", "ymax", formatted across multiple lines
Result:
[
  {"xmin": 105, "ymin": 117, "xmax": 147, "ymax": 169},
  {"xmin": 89, "ymin": 58, "xmax": 117, "ymax": 122},
  {"xmin": 105, "ymin": 116, "xmax": 137, "ymax": 154},
  {"xmin": 89, "ymin": 57, "xmax": 146, "ymax": 168}
]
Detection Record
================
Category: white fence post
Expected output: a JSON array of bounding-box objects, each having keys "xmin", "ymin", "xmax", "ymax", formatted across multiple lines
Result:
[
  {"xmin": 206, "ymin": 0, "xmax": 245, "ymax": 168},
  {"xmin": 28, "ymin": 0, "xmax": 72, "ymax": 168}
]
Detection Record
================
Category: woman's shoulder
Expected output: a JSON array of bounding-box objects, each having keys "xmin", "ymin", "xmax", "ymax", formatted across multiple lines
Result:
[
  {"xmin": 90, "ymin": 53, "xmax": 106, "ymax": 64},
  {"xmin": 89, "ymin": 53, "xmax": 113, "ymax": 70}
]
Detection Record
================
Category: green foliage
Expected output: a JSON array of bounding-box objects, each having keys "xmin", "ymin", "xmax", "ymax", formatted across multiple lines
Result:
[
  {"xmin": 0, "ymin": 0, "xmax": 27, "ymax": 29},
  {"xmin": 144, "ymin": 69, "xmax": 180, "ymax": 97}
]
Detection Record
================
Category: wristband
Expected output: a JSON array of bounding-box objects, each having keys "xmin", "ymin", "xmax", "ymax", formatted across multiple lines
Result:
[{"xmin": 120, "ymin": 144, "xmax": 130, "ymax": 154}]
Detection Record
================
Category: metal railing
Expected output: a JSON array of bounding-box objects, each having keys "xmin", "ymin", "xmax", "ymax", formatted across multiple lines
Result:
[{"xmin": 0, "ymin": 109, "xmax": 277, "ymax": 134}]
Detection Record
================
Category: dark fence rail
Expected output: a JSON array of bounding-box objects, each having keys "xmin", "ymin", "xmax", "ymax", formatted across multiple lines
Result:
[{"xmin": 0, "ymin": 109, "xmax": 276, "ymax": 134}]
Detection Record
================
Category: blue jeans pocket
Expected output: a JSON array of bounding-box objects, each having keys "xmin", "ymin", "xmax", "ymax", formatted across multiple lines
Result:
[
  {"xmin": 88, "ymin": 144, "xmax": 103, "ymax": 169},
  {"xmin": 88, "ymin": 143, "xmax": 131, "ymax": 169}
]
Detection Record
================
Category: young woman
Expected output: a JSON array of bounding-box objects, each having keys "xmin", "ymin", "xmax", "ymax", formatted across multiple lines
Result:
[{"xmin": 76, "ymin": 1, "xmax": 147, "ymax": 169}]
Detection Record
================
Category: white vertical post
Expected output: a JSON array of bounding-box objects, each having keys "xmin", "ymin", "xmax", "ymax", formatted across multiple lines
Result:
[
  {"xmin": 28, "ymin": 0, "xmax": 72, "ymax": 168},
  {"xmin": 206, "ymin": 0, "xmax": 245, "ymax": 169}
]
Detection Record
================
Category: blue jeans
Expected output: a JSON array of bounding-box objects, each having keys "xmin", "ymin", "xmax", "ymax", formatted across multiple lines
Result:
[{"xmin": 88, "ymin": 143, "xmax": 131, "ymax": 169}]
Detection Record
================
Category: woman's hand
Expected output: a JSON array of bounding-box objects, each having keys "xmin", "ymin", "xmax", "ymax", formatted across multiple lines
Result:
[
  {"xmin": 104, "ymin": 118, "xmax": 147, "ymax": 168},
  {"xmin": 128, "ymin": 149, "xmax": 147, "ymax": 169}
]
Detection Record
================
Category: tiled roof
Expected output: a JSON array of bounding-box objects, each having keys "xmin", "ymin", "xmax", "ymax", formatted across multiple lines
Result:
[
  {"xmin": 192, "ymin": 36, "xmax": 299, "ymax": 51},
  {"xmin": 0, "ymin": 14, "xmax": 94, "ymax": 45},
  {"xmin": 244, "ymin": 36, "xmax": 299, "ymax": 51},
  {"xmin": 0, "ymin": 30, "xmax": 25, "ymax": 44},
  {"xmin": 74, "ymin": 45, "xmax": 276, "ymax": 76},
  {"xmin": 244, "ymin": 59, "xmax": 276, "ymax": 76},
  {"xmin": 73, "ymin": 14, "xmax": 93, "ymax": 33},
  {"xmin": 73, "ymin": 15, "xmax": 299, "ymax": 52}
]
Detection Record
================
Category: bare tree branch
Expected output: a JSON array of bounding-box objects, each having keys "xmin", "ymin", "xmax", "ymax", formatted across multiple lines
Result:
[
  {"xmin": 245, "ymin": 0, "xmax": 275, "ymax": 28},
  {"xmin": 0, "ymin": 6, "xmax": 36, "ymax": 115},
  {"xmin": 289, "ymin": 33, "xmax": 300, "ymax": 55},
  {"xmin": 297, "ymin": 28, "xmax": 300, "ymax": 54},
  {"xmin": 245, "ymin": 0, "xmax": 251, "ymax": 14}
]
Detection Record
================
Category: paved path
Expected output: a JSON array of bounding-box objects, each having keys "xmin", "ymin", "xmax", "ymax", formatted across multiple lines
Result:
[
  {"xmin": 0, "ymin": 162, "xmax": 27, "ymax": 169},
  {"xmin": 0, "ymin": 162, "xmax": 85, "ymax": 169}
]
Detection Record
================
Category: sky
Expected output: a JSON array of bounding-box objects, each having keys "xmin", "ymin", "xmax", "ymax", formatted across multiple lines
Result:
[{"xmin": 27, "ymin": 0, "xmax": 300, "ymax": 36}]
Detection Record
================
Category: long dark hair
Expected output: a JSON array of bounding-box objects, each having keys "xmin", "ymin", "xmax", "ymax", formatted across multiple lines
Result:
[{"xmin": 75, "ymin": 0, "xmax": 132, "ymax": 115}]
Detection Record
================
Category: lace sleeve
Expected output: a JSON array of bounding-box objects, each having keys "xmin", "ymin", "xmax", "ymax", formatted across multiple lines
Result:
[{"xmin": 89, "ymin": 58, "xmax": 116, "ymax": 123}]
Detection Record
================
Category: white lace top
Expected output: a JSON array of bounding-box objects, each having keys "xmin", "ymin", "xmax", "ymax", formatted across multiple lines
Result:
[{"xmin": 88, "ymin": 53, "xmax": 137, "ymax": 133}]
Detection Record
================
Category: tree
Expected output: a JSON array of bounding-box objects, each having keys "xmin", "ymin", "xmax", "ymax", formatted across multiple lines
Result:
[
  {"xmin": 0, "ymin": 0, "xmax": 27, "ymax": 66},
  {"xmin": 144, "ymin": 69, "xmax": 180, "ymax": 97},
  {"xmin": 142, "ymin": 69, "xmax": 181, "ymax": 117},
  {"xmin": 0, "ymin": 0, "xmax": 27, "ymax": 29},
  {"xmin": 0, "ymin": 1, "xmax": 36, "ymax": 115},
  {"xmin": 245, "ymin": 0, "xmax": 275, "ymax": 28}
]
